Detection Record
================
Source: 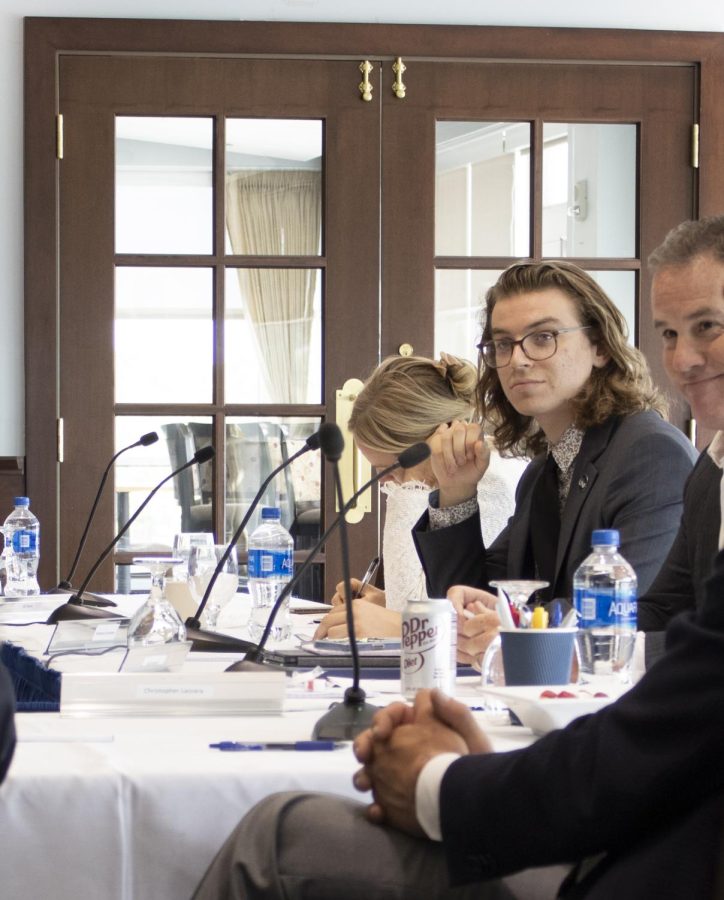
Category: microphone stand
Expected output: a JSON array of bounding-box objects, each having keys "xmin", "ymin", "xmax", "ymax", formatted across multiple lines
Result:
[
  {"xmin": 46, "ymin": 447, "xmax": 214, "ymax": 625},
  {"xmin": 185, "ymin": 431, "xmax": 321, "ymax": 653},
  {"xmin": 236, "ymin": 454, "xmax": 408, "ymax": 671},
  {"xmin": 310, "ymin": 461, "xmax": 377, "ymax": 739},
  {"xmin": 55, "ymin": 431, "xmax": 159, "ymax": 607},
  {"xmin": 231, "ymin": 441, "xmax": 431, "ymax": 740},
  {"xmin": 238, "ymin": 442, "xmax": 430, "ymax": 669}
]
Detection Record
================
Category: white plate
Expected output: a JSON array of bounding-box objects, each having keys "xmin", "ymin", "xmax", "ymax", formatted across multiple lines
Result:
[{"xmin": 481, "ymin": 684, "xmax": 621, "ymax": 735}]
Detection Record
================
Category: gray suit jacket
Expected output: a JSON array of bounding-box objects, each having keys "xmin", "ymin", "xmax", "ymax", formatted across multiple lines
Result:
[{"xmin": 413, "ymin": 410, "xmax": 697, "ymax": 600}]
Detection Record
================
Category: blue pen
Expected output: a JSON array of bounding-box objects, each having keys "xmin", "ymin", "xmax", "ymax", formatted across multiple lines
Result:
[
  {"xmin": 550, "ymin": 600, "xmax": 563, "ymax": 628},
  {"xmin": 209, "ymin": 740, "xmax": 343, "ymax": 751}
]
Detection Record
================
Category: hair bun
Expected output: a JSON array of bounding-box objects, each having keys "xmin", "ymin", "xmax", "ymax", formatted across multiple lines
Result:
[{"xmin": 437, "ymin": 352, "xmax": 477, "ymax": 401}]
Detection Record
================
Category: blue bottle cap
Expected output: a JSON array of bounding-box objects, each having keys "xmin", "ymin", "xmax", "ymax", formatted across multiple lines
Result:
[
  {"xmin": 261, "ymin": 507, "xmax": 281, "ymax": 519},
  {"xmin": 591, "ymin": 528, "xmax": 619, "ymax": 546},
  {"xmin": 13, "ymin": 497, "xmax": 30, "ymax": 507}
]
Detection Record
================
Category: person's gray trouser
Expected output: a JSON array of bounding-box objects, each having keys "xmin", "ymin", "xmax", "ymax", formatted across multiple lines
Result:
[{"xmin": 191, "ymin": 792, "xmax": 569, "ymax": 900}]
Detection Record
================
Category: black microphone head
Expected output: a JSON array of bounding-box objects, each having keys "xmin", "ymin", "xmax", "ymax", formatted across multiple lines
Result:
[
  {"xmin": 140, "ymin": 431, "xmax": 159, "ymax": 446},
  {"xmin": 305, "ymin": 429, "xmax": 322, "ymax": 451},
  {"xmin": 194, "ymin": 445, "xmax": 215, "ymax": 464},
  {"xmin": 318, "ymin": 423, "xmax": 345, "ymax": 462},
  {"xmin": 398, "ymin": 442, "xmax": 431, "ymax": 469}
]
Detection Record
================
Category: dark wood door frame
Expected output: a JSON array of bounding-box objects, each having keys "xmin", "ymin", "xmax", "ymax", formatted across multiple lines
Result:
[{"xmin": 25, "ymin": 18, "xmax": 724, "ymax": 587}]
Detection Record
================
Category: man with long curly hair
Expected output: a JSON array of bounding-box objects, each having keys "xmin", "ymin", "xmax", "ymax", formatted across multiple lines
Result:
[{"xmin": 411, "ymin": 260, "xmax": 697, "ymax": 665}]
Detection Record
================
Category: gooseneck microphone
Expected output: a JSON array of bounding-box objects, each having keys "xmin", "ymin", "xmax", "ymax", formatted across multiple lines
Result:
[
  {"xmin": 311, "ymin": 423, "xmax": 377, "ymax": 739},
  {"xmin": 57, "ymin": 431, "xmax": 159, "ymax": 596},
  {"xmin": 185, "ymin": 428, "xmax": 322, "ymax": 652},
  {"xmin": 231, "ymin": 438, "xmax": 431, "ymax": 729},
  {"xmin": 47, "ymin": 446, "xmax": 215, "ymax": 625}
]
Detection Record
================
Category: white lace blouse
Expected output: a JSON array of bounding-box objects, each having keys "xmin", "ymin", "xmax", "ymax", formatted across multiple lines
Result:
[{"xmin": 380, "ymin": 451, "xmax": 528, "ymax": 611}]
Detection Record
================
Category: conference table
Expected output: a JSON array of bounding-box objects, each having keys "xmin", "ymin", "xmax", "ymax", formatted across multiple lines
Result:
[{"xmin": 0, "ymin": 593, "xmax": 536, "ymax": 900}]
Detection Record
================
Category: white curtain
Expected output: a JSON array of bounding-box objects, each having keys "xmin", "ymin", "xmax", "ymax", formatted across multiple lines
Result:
[{"xmin": 226, "ymin": 170, "xmax": 321, "ymax": 403}]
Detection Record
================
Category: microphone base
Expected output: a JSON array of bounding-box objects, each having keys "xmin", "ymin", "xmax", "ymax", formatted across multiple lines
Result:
[
  {"xmin": 51, "ymin": 587, "xmax": 117, "ymax": 608},
  {"xmin": 311, "ymin": 690, "xmax": 377, "ymax": 740},
  {"xmin": 46, "ymin": 602, "xmax": 124, "ymax": 624},
  {"xmin": 224, "ymin": 658, "xmax": 274, "ymax": 673},
  {"xmin": 185, "ymin": 625, "xmax": 258, "ymax": 654}
]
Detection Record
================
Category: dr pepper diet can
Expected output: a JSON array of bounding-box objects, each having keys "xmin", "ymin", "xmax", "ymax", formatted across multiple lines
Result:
[{"xmin": 401, "ymin": 598, "xmax": 457, "ymax": 699}]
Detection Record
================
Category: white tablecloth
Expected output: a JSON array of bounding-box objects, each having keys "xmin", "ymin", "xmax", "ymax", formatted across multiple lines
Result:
[{"xmin": 0, "ymin": 594, "xmax": 534, "ymax": 900}]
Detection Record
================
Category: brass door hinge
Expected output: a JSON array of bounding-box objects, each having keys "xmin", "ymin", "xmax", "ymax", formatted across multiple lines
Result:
[
  {"xmin": 691, "ymin": 123, "xmax": 699, "ymax": 169},
  {"xmin": 56, "ymin": 114, "xmax": 64, "ymax": 160},
  {"xmin": 57, "ymin": 417, "xmax": 64, "ymax": 463}
]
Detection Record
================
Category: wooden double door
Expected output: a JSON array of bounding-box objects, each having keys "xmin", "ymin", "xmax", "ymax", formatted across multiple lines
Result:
[{"xmin": 27, "ymin": 22, "xmax": 697, "ymax": 594}]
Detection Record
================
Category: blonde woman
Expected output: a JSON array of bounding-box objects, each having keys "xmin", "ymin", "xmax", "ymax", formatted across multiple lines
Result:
[{"xmin": 314, "ymin": 353, "xmax": 527, "ymax": 639}]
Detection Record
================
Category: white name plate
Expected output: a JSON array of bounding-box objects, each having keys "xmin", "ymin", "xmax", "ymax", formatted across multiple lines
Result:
[
  {"xmin": 47, "ymin": 618, "xmax": 131, "ymax": 655},
  {"xmin": 60, "ymin": 669, "xmax": 285, "ymax": 717}
]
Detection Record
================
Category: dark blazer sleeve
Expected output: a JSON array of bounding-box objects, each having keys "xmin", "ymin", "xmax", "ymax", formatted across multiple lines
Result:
[
  {"xmin": 411, "ymin": 460, "xmax": 541, "ymax": 598},
  {"xmin": 594, "ymin": 420, "xmax": 698, "ymax": 596},
  {"xmin": 439, "ymin": 550, "xmax": 724, "ymax": 886},
  {"xmin": 637, "ymin": 451, "xmax": 720, "ymax": 630},
  {"xmin": 0, "ymin": 660, "xmax": 16, "ymax": 784}
]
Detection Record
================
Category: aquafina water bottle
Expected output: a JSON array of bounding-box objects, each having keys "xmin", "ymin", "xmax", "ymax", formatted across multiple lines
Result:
[
  {"xmin": 2, "ymin": 497, "xmax": 41, "ymax": 597},
  {"xmin": 573, "ymin": 529, "xmax": 637, "ymax": 683},
  {"xmin": 247, "ymin": 507, "xmax": 293, "ymax": 645}
]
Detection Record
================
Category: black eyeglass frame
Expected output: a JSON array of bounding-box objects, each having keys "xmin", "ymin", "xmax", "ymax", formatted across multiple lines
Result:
[{"xmin": 476, "ymin": 325, "xmax": 592, "ymax": 369}]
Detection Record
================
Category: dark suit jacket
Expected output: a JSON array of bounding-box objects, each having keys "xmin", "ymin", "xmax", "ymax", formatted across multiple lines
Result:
[
  {"xmin": 0, "ymin": 660, "xmax": 16, "ymax": 784},
  {"xmin": 637, "ymin": 450, "xmax": 721, "ymax": 665},
  {"xmin": 412, "ymin": 410, "xmax": 697, "ymax": 600},
  {"xmin": 440, "ymin": 549, "xmax": 724, "ymax": 899}
]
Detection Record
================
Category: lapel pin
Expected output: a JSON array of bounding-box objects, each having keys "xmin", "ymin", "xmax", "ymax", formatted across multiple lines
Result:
[{"xmin": 578, "ymin": 475, "xmax": 589, "ymax": 489}]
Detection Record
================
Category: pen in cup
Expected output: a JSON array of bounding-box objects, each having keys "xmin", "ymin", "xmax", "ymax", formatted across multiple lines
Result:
[
  {"xmin": 550, "ymin": 600, "xmax": 563, "ymax": 628},
  {"xmin": 353, "ymin": 556, "xmax": 381, "ymax": 599},
  {"xmin": 494, "ymin": 592, "xmax": 517, "ymax": 630}
]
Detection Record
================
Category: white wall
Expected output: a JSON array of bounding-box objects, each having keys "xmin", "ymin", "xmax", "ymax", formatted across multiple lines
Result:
[{"xmin": 3, "ymin": 0, "xmax": 723, "ymax": 455}]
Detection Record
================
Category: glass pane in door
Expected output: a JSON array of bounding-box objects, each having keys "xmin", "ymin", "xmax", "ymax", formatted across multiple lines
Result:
[
  {"xmin": 114, "ymin": 415, "xmax": 214, "ymax": 546},
  {"xmin": 590, "ymin": 270, "xmax": 636, "ymax": 343},
  {"xmin": 434, "ymin": 268, "xmax": 636, "ymax": 363},
  {"xmin": 224, "ymin": 416, "xmax": 321, "ymax": 541},
  {"xmin": 435, "ymin": 122, "xmax": 530, "ymax": 257},
  {"xmin": 224, "ymin": 268, "xmax": 322, "ymax": 404},
  {"xmin": 115, "ymin": 117, "xmax": 213, "ymax": 254},
  {"xmin": 434, "ymin": 268, "xmax": 503, "ymax": 361},
  {"xmin": 224, "ymin": 118, "xmax": 323, "ymax": 256},
  {"xmin": 542, "ymin": 123, "xmax": 637, "ymax": 258},
  {"xmin": 114, "ymin": 415, "xmax": 214, "ymax": 592},
  {"xmin": 115, "ymin": 267, "xmax": 213, "ymax": 403},
  {"xmin": 225, "ymin": 416, "xmax": 322, "ymax": 599}
]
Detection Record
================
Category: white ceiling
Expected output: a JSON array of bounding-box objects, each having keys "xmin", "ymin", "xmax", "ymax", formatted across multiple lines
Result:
[{"xmin": 17, "ymin": 0, "xmax": 724, "ymax": 31}]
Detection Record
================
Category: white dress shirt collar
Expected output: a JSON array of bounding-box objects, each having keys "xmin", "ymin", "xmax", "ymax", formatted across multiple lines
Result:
[{"xmin": 706, "ymin": 432, "xmax": 724, "ymax": 550}]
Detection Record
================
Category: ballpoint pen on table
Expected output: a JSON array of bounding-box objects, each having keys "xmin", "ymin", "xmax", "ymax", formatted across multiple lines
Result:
[
  {"xmin": 209, "ymin": 740, "xmax": 346, "ymax": 752},
  {"xmin": 353, "ymin": 556, "xmax": 381, "ymax": 599}
]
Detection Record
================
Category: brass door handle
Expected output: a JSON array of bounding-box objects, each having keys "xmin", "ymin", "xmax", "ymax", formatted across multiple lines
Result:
[
  {"xmin": 359, "ymin": 61, "xmax": 374, "ymax": 102},
  {"xmin": 335, "ymin": 378, "xmax": 372, "ymax": 523}
]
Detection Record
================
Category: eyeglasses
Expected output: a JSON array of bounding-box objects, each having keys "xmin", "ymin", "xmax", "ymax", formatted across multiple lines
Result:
[{"xmin": 477, "ymin": 326, "xmax": 592, "ymax": 369}]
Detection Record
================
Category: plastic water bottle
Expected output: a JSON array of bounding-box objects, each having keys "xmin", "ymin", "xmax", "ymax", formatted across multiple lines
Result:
[
  {"xmin": 573, "ymin": 529, "xmax": 637, "ymax": 683},
  {"xmin": 247, "ymin": 507, "xmax": 294, "ymax": 645},
  {"xmin": 2, "ymin": 497, "xmax": 41, "ymax": 597}
]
